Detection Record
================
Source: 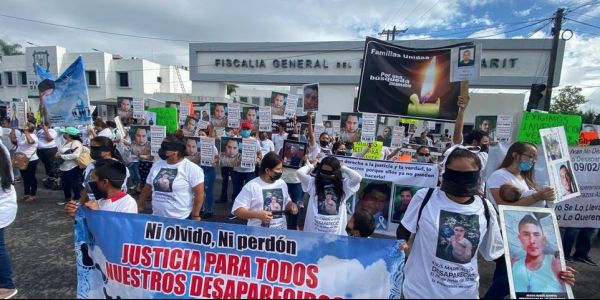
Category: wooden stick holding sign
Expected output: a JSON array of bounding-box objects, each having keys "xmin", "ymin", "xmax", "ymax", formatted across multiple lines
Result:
[{"xmin": 114, "ymin": 116, "xmax": 126, "ymax": 140}]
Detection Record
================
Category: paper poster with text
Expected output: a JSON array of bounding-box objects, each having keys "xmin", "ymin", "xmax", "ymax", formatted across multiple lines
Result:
[
  {"xmin": 357, "ymin": 37, "xmax": 462, "ymax": 122},
  {"xmin": 200, "ymin": 137, "xmax": 216, "ymax": 167},
  {"xmin": 496, "ymin": 115, "xmax": 514, "ymax": 143},
  {"xmin": 555, "ymin": 146, "xmax": 600, "ymax": 228},
  {"xmin": 150, "ymin": 126, "xmax": 166, "ymax": 158},
  {"xmin": 391, "ymin": 126, "xmax": 405, "ymax": 148},
  {"xmin": 74, "ymin": 208, "xmax": 405, "ymax": 299},
  {"xmin": 336, "ymin": 156, "xmax": 439, "ymax": 236},
  {"xmin": 259, "ymin": 106, "xmax": 272, "ymax": 132},
  {"xmin": 132, "ymin": 97, "xmax": 145, "ymax": 119},
  {"xmin": 8, "ymin": 101, "xmax": 27, "ymax": 129},
  {"xmin": 228, "ymin": 103, "xmax": 241, "ymax": 129},
  {"xmin": 241, "ymin": 138, "xmax": 257, "ymax": 169},
  {"xmin": 540, "ymin": 127, "xmax": 580, "ymax": 202},
  {"xmin": 284, "ymin": 95, "xmax": 299, "ymax": 118},
  {"xmin": 35, "ymin": 56, "xmax": 93, "ymax": 126},
  {"xmin": 179, "ymin": 103, "xmax": 192, "ymax": 126},
  {"xmin": 450, "ymin": 44, "xmax": 482, "ymax": 82},
  {"xmin": 361, "ymin": 113, "xmax": 378, "ymax": 143}
]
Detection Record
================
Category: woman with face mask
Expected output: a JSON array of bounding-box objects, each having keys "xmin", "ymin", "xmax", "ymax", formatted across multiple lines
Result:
[
  {"xmin": 306, "ymin": 112, "xmax": 332, "ymax": 161},
  {"xmin": 483, "ymin": 141, "xmax": 556, "ymax": 299},
  {"xmin": 137, "ymin": 134, "xmax": 205, "ymax": 220},
  {"xmin": 232, "ymin": 152, "xmax": 298, "ymax": 228},
  {"xmin": 10, "ymin": 123, "xmax": 39, "ymax": 202},
  {"xmin": 54, "ymin": 127, "xmax": 83, "ymax": 205},
  {"xmin": 397, "ymin": 148, "xmax": 504, "ymax": 299},
  {"xmin": 297, "ymin": 156, "xmax": 362, "ymax": 235}
]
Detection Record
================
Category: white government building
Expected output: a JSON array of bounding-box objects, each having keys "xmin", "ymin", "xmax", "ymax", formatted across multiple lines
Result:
[{"xmin": 0, "ymin": 38, "xmax": 565, "ymax": 135}]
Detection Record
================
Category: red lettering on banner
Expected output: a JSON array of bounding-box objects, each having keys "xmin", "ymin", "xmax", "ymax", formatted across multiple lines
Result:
[
  {"xmin": 236, "ymin": 280, "xmax": 249, "ymax": 298},
  {"xmin": 140, "ymin": 246, "xmax": 152, "ymax": 267},
  {"xmin": 140, "ymin": 269, "xmax": 152, "ymax": 289},
  {"xmin": 255, "ymin": 257, "xmax": 267, "ymax": 280},
  {"xmin": 247, "ymin": 281, "xmax": 258, "ymax": 298},
  {"xmin": 130, "ymin": 268, "xmax": 141, "ymax": 288},
  {"xmin": 203, "ymin": 276, "xmax": 214, "ymax": 298},
  {"xmin": 304, "ymin": 291, "xmax": 316, "ymax": 299},
  {"xmin": 189, "ymin": 274, "xmax": 203, "ymax": 297},
  {"xmin": 121, "ymin": 244, "xmax": 129, "ymax": 264},
  {"xmin": 306, "ymin": 265, "xmax": 319, "ymax": 289},
  {"xmin": 283, "ymin": 288, "xmax": 296, "ymax": 299},
  {"xmin": 213, "ymin": 277, "xmax": 224, "ymax": 299},
  {"xmin": 123, "ymin": 266, "xmax": 131, "ymax": 285},
  {"xmin": 173, "ymin": 273, "xmax": 187, "ymax": 296},
  {"xmin": 150, "ymin": 270, "xmax": 161, "ymax": 291},
  {"xmin": 272, "ymin": 286, "xmax": 283, "ymax": 299},
  {"xmin": 105, "ymin": 262, "xmax": 113, "ymax": 280},
  {"xmin": 161, "ymin": 272, "xmax": 174, "ymax": 294},
  {"xmin": 259, "ymin": 284, "xmax": 272, "ymax": 299},
  {"xmin": 223, "ymin": 279, "xmax": 236, "ymax": 299}
]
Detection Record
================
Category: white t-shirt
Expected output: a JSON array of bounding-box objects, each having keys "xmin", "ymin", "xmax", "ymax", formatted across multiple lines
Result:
[
  {"xmin": 0, "ymin": 128, "xmax": 13, "ymax": 151},
  {"xmin": 401, "ymin": 188, "xmax": 504, "ymax": 299},
  {"xmin": 96, "ymin": 193, "xmax": 138, "ymax": 214},
  {"xmin": 83, "ymin": 160, "xmax": 131, "ymax": 201},
  {"xmin": 272, "ymin": 133, "xmax": 288, "ymax": 154},
  {"xmin": 486, "ymin": 168, "xmax": 546, "ymax": 208},
  {"xmin": 0, "ymin": 144, "xmax": 17, "ymax": 229},
  {"xmin": 308, "ymin": 142, "xmax": 332, "ymax": 161},
  {"xmin": 234, "ymin": 138, "xmax": 261, "ymax": 173},
  {"xmin": 98, "ymin": 128, "xmax": 115, "ymax": 139},
  {"xmin": 16, "ymin": 131, "xmax": 39, "ymax": 161},
  {"xmin": 36, "ymin": 128, "xmax": 58, "ymax": 149},
  {"xmin": 231, "ymin": 177, "xmax": 291, "ymax": 229},
  {"xmin": 146, "ymin": 158, "xmax": 204, "ymax": 219},
  {"xmin": 259, "ymin": 139, "xmax": 275, "ymax": 158},
  {"xmin": 512, "ymin": 254, "xmax": 564, "ymax": 293},
  {"xmin": 298, "ymin": 164, "xmax": 362, "ymax": 235}
]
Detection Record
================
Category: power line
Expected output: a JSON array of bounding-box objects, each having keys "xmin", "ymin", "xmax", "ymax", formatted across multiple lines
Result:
[
  {"xmin": 565, "ymin": 17, "xmax": 600, "ymax": 30},
  {"xmin": 407, "ymin": 0, "xmax": 443, "ymax": 31},
  {"xmin": 467, "ymin": 18, "xmax": 551, "ymax": 39}
]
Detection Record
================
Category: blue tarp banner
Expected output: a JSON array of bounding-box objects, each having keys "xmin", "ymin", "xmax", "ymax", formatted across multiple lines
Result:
[
  {"xmin": 35, "ymin": 56, "xmax": 92, "ymax": 126},
  {"xmin": 74, "ymin": 209, "xmax": 405, "ymax": 299}
]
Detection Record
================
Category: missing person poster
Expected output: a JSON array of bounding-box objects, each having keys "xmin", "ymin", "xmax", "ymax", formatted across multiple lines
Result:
[
  {"xmin": 241, "ymin": 138, "xmax": 257, "ymax": 169},
  {"xmin": 200, "ymin": 137, "xmax": 216, "ymax": 167},
  {"xmin": 282, "ymin": 140, "xmax": 307, "ymax": 169},
  {"xmin": 8, "ymin": 101, "xmax": 26, "ymax": 129},
  {"xmin": 357, "ymin": 37, "xmax": 462, "ymax": 122},
  {"xmin": 361, "ymin": 113, "xmax": 378, "ymax": 143},
  {"xmin": 499, "ymin": 206, "xmax": 574, "ymax": 299},
  {"xmin": 340, "ymin": 112, "xmax": 363, "ymax": 144},
  {"xmin": 132, "ymin": 97, "xmax": 145, "ymax": 119},
  {"xmin": 271, "ymin": 92, "xmax": 287, "ymax": 117},
  {"xmin": 144, "ymin": 112, "xmax": 157, "ymax": 126},
  {"xmin": 220, "ymin": 137, "xmax": 242, "ymax": 168},
  {"xmin": 179, "ymin": 102, "xmax": 192, "ymax": 126},
  {"xmin": 74, "ymin": 208, "xmax": 405, "ymax": 299},
  {"xmin": 150, "ymin": 125, "xmax": 166, "ymax": 158},
  {"xmin": 35, "ymin": 56, "xmax": 93, "ymax": 126},
  {"xmin": 228, "ymin": 103, "xmax": 241, "ymax": 129},
  {"xmin": 496, "ymin": 115, "xmax": 514, "ymax": 143},
  {"xmin": 540, "ymin": 127, "xmax": 581, "ymax": 203},
  {"xmin": 391, "ymin": 126, "xmax": 405, "ymax": 148},
  {"xmin": 259, "ymin": 106, "xmax": 272, "ymax": 132},
  {"xmin": 450, "ymin": 44, "xmax": 482, "ymax": 82},
  {"xmin": 303, "ymin": 83, "xmax": 319, "ymax": 112},
  {"xmin": 192, "ymin": 102, "xmax": 211, "ymax": 122},
  {"xmin": 336, "ymin": 156, "xmax": 439, "ymax": 236},
  {"xmin": 284, "ymin": 95, "xmax": 298, "ymax": 118},
  {"xmin": 117, "ymin": 97, "xmax": 133, "ymax": 125},
  {"xmin": 210, "ymin": 103, "xmax": 228, "ymax": 128}
]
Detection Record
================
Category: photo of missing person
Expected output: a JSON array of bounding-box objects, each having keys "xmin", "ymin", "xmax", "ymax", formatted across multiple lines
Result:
[
  {"xmin": 282, "ymin": 140, "xmax": 307, "ymax": 169},
  {"xmin": 129, "ymin": 126, "xmax": 151, "ymax": 146},
  {"xmin": 354, "ymin": 180, "xmax": 392, "ymax": 231},
  {"xmin": 475, "ymin": 116, "xmax": 497, "ymax": 141},
  {"xmin": 303, "ymin": 83, "xmax": 319, "ymax": 111},
  {"xmin": 153, "ymin": 168, "xmax": 178, "ymax": 193},
  {"xmin": 555, "ymin": 161, "xmax": 578, "ymax": 197},
  {"xmin": 500, "ymin": 208, "xmax": 572, "ymax": 298},
  {"xmin": 192, "ymin": 103, "xmax": 211, "ymax": 123},
  {"xmin": 184, "ymin": 137, "xmax": 202, "ymax": 164},
  {"xmin": 318, "ymin": 185, "xmax": 342, "ymax": 216},
  {"xmin": 376, "ymin": 125, "xmax": 393, "ymax": 147},
  {"xmin": 219, "ymin": 137, "xmax": 242, "ymax": 168},
  {"xmin": 263, "ymin": 189, "xmax": 285, "ymax": 219},
  {"xmin": 436, "ymin": 210, "xmax": 480, "ymax": 264},
  {"xmin": 210, "ymin": 103, "xmax": 228, "ymax": 128},
  {"xmin": 340, "ymin": 112, "xmax": 363, "ymax": 144},
  {"xmin": 117, "ymin": 97, "xmax": 133, "ymax": 125},
  {"xmin": 458, "ymin": 46, "xmax": 475, "ymax": 67},
  {"xmin": 182, "ymin": 116, "xmax": 198, "ymax": 137},
  {"xmin": 543, "ymin": 134, "xmax": 563, "ymax": 161},
  {"xmin": 270, "ymin": 92, "xmax": 287, "ymax": 117},
  {"xmin": 242, "ymin": 107, "xmax": 259, "ymax": 131},
  {"xmin": 391, "ymin": 185, "xmax": 421, "ymax": 224}
]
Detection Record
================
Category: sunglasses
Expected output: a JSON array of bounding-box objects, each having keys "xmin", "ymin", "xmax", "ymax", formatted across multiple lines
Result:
[{"xmin": 418, "ymin": 152, "xmax": 431, "ymax": 157}]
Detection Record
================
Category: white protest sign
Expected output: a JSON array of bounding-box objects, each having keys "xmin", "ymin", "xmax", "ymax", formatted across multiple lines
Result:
[
  {"xmin": 450, "ymin": 44, "xmax": 481, "ymax": 82},
  {"xmin": 132, "ymin": 97, "xmax": 145, "ymax": 119},
  {"xmin": 540, "ymin": 127, "xmax": 581, "ymax": 203},
  {"xmin": 197, "ymin": 120, "xmax": 209, "ymax": 130},
  {"xmin": 241, "ymin": 138, "xmax": 257, "ymax": 169},
  {"xmin": 284, "ymin": 95, "xmax": 298, "ymax": 118},
  {"xmin": 150, "ymin": 126, "xmax": 166, "ymax": 158},
  {"xmin": 391, "ymin": 126, "xmax": 406, "ymax": 148},
  {"xmin": 496, "ymin": 115, "xmax": 514, "ymax": 143},
  {"xmin": 361, "ymin": 113, "xmax": 378, "ymax": 143},
  {"xmin": 259, "ymin": 106, "xmax": 272, "ymax": 132},
  {"xmin": 200, "ymin": 137, "xmax": 215, "ymax": 167},
  {"xmin": 228, "ymin": 103, "xmax": 241, "ymax": 128},
  {"xmin": 178, "ymin": 104, "xmax": 190, "ymax": 126}
]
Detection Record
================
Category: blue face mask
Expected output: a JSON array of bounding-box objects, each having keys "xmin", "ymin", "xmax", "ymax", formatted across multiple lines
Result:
[
  {"xmin": 518, "ymin": 160, "xmax": 534, "ymax": 172},
  {"xmin": 241, "ymin": 130, "xmax": 251, "ymax": 138}
]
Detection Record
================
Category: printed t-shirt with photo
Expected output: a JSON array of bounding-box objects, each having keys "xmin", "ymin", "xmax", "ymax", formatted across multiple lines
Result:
[
  {"xmin": 231, "ymin": 177, "xmax": 291, "ymax": 229},
  {"xmin": 401, "ymin": 188, "xmax": 504, "ymax": 299},
  {"xmin": 146, "ymin": 158, "xmax": 204, "ymax": 219},
  {"xmin": 486, "ymin": 168, "xmax": 546, "ymax": 208}
]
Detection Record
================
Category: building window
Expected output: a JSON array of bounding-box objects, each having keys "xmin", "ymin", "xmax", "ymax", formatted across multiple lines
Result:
[
  {"xmin": 86, "ymin": 70, "xmax": 98, "ymax": 86},
  {"xmin": 252, "ymin": 97, "xmax": 260, "ymax": 105},
  {"xmin": 19, "ymin": 72, "xmax": 27, "ymax": 86},
  {"xmin": 4, "ymin": 72, "xmax": 14, "ymax": 86},
  {"xmin": 240, "ymin": 97, "xmax": 248, "ymax": 103},
  {"xmin": 157, "ymin": 76, "xmax": 162, "ymax": 83},
  {"xmin": 117, "ymin": 72, "xmax": 129, "ymax": 88}
]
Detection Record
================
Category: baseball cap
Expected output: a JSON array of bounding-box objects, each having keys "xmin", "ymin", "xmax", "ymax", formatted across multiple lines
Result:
[
  {"xmin": 61, "ymin": 127, "xmax": 81, "ymax": 136},
  {"xmin": 241, "ymin": 121, "xmax": 253, "ymax": 130}
]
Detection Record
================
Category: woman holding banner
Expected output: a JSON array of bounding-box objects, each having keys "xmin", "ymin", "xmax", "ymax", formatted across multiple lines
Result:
[
  {"xmin": 0, "ymin": 141, "xmax": 18, "ymax": 299},
  {"xmin": 483, "ymin": 141, "xmax": 557, "ymax": 299}
]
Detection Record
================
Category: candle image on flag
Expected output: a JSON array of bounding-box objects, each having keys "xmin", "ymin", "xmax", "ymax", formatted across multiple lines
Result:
[
  {"xmin": 420, "ymin": 56, "xmax": 437, "ymax": 104},
  {"xmin": 407, "ymin": 56, "xmax": 441, "ymax": 118}
]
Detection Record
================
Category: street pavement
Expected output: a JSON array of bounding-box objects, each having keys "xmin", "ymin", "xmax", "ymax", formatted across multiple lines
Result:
[{"xmin": 4, "ymin": 167, "xmax": 600, "ymax": 299}]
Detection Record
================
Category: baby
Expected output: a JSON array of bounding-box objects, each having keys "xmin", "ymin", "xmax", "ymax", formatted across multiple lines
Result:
[{"xmin": 499, "ymin": 183, "xmax": 536, "ymax": 203}]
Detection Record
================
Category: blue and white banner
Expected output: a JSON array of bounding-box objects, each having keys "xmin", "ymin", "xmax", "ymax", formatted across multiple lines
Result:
[
  {"xmin": 35, "ymin": 56, "xmax": 92, "ymax": 126},
  {"xmin": 75, "ymin": 209, "xmax": 405, "ymax": 299}
]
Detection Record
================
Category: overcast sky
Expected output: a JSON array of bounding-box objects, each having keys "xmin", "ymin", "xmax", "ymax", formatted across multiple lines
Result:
[{"xmin": 1, "ymin": 0, "xmax": 599, "ymax": 110}]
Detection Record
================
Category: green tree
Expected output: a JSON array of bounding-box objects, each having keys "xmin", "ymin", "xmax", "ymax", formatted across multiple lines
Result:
[
  {"xmin": 226, "ymin": 84, "xmax": 238, "ymax": 95},
  {"xmin": 581, "ymin": 110, "xmax": 596, "ymax": 124},
  {"xmin": 0, "ymin": 39, "xmax": 24, "ymax": 55},
  {"xmin": 549, "ymin": 85, "xmax": 587, "ymax": 115}
]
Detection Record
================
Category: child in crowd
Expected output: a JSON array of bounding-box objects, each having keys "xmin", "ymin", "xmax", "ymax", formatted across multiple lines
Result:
[{"xmin": 499, "ymin": 183, "xmax": 537, "ymax": 203}]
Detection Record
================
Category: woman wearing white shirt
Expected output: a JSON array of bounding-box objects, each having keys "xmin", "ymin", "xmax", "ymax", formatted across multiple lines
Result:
[
  {"xmin": 55, "ymin": 127, "xmax": 84, "ymax": 205},
  {"xmin": 259, "ymin": 132, "xmax": 275, "ymax": 159},
  {"xmin": 35, "ymin": 121, "xmax": 58, "ymax": 178},
  {"xmin": 10, "ymin": 123, "xmax": 39, "ymax": 202},
  {"xmin": 0, "ymin": 143, "xmax": 18, "ymax": 299},
  {"xmin": 297, "ymin": 156, "xmax": 362, "ymax": 235},
  {"xmin": 138, "ymin": 135, "xmax": 205, "ymax": 220},
  {"xmin": 88, "ymin": 119, "xmax": 115, "ymax": 140}
]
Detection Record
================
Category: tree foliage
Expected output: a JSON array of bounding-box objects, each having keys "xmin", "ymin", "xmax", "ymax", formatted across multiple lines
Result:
[
  {"xmin": 0, "ymin": 39, "xmax": 24, "ymax": 55},
  {"xmin": 226, "ymin": 84, "xmax": 238, "ymax": 95},
  {"xmin": 549, "ymin": 85, "xmax": 587, "ymax": 115}
]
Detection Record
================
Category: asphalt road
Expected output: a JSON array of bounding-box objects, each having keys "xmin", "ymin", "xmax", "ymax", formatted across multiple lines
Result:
[{"xmin": 4, "ymin": 167, "xmax": 600, "ymax": 299}]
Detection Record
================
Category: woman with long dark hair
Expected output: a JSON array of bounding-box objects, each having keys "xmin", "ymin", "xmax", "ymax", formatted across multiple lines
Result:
[
  {"xmin": 10, "ymin": 123, "xmax": 39, "ymax": 202},
  {"xmin": 297, "ymin": 156, "xmax": 362, "ymax": 235},
  {"xmin": 0, "ymin": 143, "xmax": 18, "ymax": 298},
  {"xmin": 55, "ymin": 127, "xmax": 84, "ymax": 205}
]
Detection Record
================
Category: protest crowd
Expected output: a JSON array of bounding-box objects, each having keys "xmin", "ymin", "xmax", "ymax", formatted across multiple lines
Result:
[{"xmin": 0, "ymin": 39, "xmax": 598, "ymax": 300}]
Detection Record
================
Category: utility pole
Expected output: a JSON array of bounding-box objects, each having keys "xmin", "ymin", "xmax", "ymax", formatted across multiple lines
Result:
[
  {"xmin": 378, "ymin": 26, "xmax": 408, "ymax": 41},
  {"xmin": 541, "ymin": 8, "xmax": 564, "ymax": 111}
]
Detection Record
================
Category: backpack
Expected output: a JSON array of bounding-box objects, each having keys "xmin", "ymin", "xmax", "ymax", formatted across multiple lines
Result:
[{"xmin": 416, "ymin": 188, "xmax": 492, "ymax": 232}]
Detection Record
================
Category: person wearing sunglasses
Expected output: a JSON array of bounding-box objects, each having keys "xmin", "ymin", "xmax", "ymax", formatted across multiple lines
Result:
[{"xmin": 414, "ymin": 146, "xmax": 433, "ymax": 163}]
